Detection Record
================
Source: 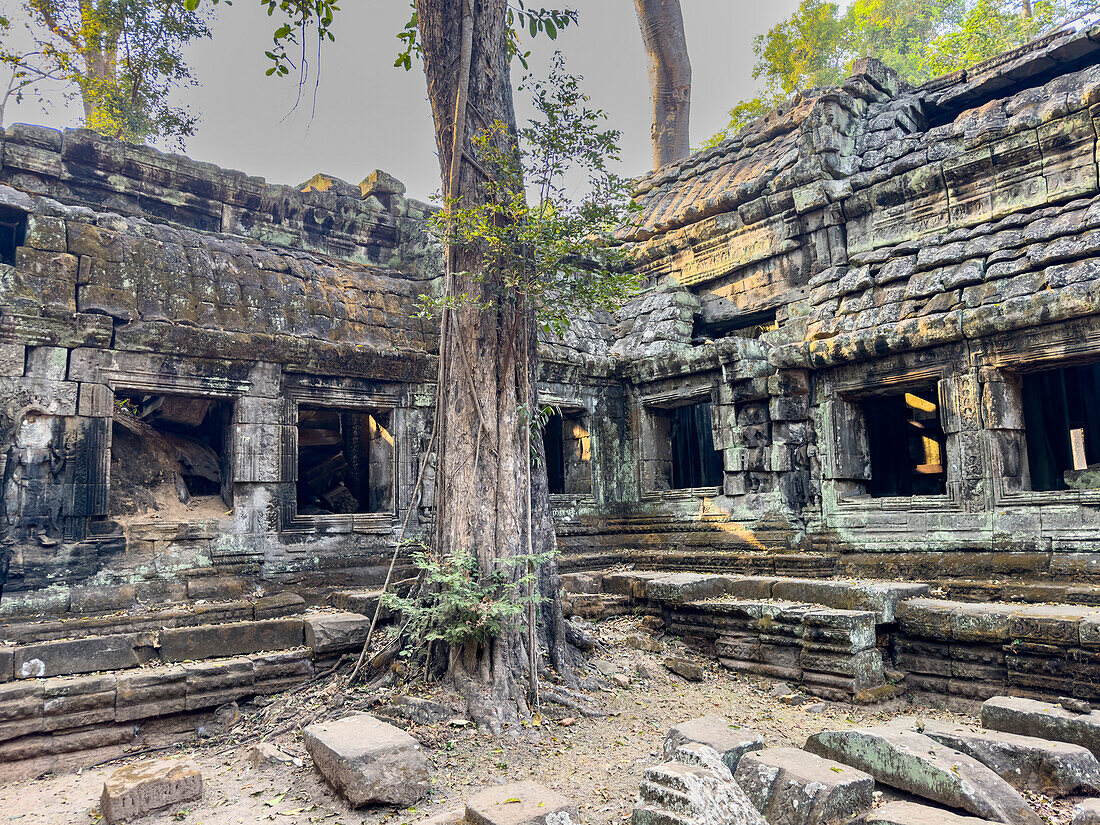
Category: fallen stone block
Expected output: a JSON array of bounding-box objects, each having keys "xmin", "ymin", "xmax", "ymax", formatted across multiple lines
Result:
[
  {"xmin": 734, "ymin": 746, "xmax": 873, "ymax": 825},
  {"xmin": 890, "ymin": 715, "xmax": 1100, "ymax": 796},
  {"xmin": 664, "ymin": 658, "xmax": 704, "ymax": 682},
  {"xmin": 303, "ymin": 611, "xmax": 372, "ymax": 654},
  {"xmin": 302, "ymin": 713, "xmax": 429, "ymax": 807},
  {"xmin": 805, "ymin": 727, "xmax": 1041, "ymax": 824},
  {"xmin": 100, "ymin": 759, "xmax": 202, "ymax": 823},
  {"xmin": 1074, "ymin": 798, "xmax": 1100, "ymax": 825},
  {"xmin": 663, "ymin": 715, "xmax": 763, "ymax": 772},
  {"xmin": 982, "ymin": 695, "xmax": 1100, "ymax": 758},
  {"xmin": 860, "ymin": 800, "xmax": 998, "ymax": 824},
  {"xmin": 634, "ymin": 761, "xmax": 765, "ymax": 825},
  {"xmin": 770, "ymin": 579, "xmax": 930, "ymax": 623},
  {"xmin": 466, "ymin": 780, "xmax": 578, "ymax": 825}
]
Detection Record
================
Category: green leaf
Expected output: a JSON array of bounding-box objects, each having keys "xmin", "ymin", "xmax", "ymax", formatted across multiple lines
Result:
[{"xmin": 545, "ymin": 19, "xmax": 556, "ymax": 39}]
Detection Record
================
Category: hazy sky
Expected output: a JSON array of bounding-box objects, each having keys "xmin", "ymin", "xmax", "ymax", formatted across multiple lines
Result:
[{"xmin": 2, "ymin": 1, "xmax": 800, "ymax": 202}]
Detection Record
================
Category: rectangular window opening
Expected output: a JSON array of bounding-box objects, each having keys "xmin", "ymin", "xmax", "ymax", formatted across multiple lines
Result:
[
  {"xmin": 693, "ymin": 309, "xmax": 778, "ymax": 343},
  {"xmin": 0, "ymin": 205, "xmax": 27, "ymax": 266},
  {"xmin": 110, "ymin": 392, "xmax": 232, "ymax": 523},
  {"xmin": 861, "ymin": 388, "xmax": 946, "ymax": 497},
  {"xmin": 1022, "ymin": 362, "xmax": 1100, "ymax": 492},
  {"xmin": 296, "ymin": 406, "xmax": 394, "ymax": 515},
  {"xmin": 663, "ymin": 400, "xmax": 723, "ymax": 490},
  {"xmin": 543, "ymin": 410, "xmax": 592, "ymax": 496}
]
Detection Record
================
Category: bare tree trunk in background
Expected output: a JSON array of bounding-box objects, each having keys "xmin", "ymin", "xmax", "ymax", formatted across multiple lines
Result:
[
  {"xmin": 634, "ymin": 0, "xmax": 692, "ymax": 169},
  {"xmin": 415, "ymin": 0, "xmax": 572, "ymax": 733}
]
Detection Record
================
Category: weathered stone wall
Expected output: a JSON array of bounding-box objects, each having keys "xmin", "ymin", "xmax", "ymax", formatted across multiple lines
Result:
[
  {"xmin": 606, "ymin": 25, "xmax": 1100, "ymax": 578},
  {"xmin": 7, "ymin": 25, "xmax": 1100, "ymax": 612}
]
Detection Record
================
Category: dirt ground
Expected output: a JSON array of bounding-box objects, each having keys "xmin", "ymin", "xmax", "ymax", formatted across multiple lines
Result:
[{"xmin": 0, "ymin": 615, "xmax": 1081, "ymax": 825}]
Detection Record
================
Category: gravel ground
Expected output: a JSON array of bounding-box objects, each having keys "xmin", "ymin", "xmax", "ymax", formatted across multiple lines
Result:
[{"xmin": 0, "ymin": 615, "xmax": 1082, "ymax": 825}]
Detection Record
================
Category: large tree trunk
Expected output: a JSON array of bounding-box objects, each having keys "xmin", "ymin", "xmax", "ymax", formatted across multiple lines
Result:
[
  {"xmin": 415, "ymin": 0, "xmax": 568, "ymax": 733},
  {"xmin": 634, "ymin": 0, "xmax": 692, "ymax": 169}
]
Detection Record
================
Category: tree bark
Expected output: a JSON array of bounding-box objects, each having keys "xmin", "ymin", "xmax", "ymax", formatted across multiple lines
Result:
[
  {"xmin": 415, "ymin": 0, "xmax": 568, "ymax": 733},
  {"xmin": 634, "ymin": 0, "xmax": 691, "ymax": 169}
]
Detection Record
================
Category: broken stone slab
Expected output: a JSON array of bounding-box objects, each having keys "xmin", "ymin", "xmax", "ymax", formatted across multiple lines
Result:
[
  {"xmin": 626, "ymin": 634, "xmax": 662, "ymax": 653},
  {"xmin": 734, "ymin": 746, "xmax": 874, "ymax": 825},
  {"xmin": 859, "ymin": 801, "xmax": 999, "ymax": 824},
  {"xmin": 890, "ymin": 715, "xmax": 1100, "ymax": 796},
  {"xmin": 668, "ymin": 742, "xmax": 734, "ymax": 777},
  {"xmin": 982, "ymin": 695, "xmax": 1100, "ymax": 758},
  {"xmin": 634, "ymin": 761, "xmax": 766, "ymax": 825},
  {"xmin": 805, "ymin": 727, "xmax": 1042, "ymax": 824},
  {"xmin": 302, "ymin": 713, "xmax": 429, "ymax": 807},
  {"xmin": 663, "ymin": 658, "xmax": 704, "ymax": 682},
  {"xmin": 249, "ymin": 742, "xmax": 301, "ymax": 769},
  {"xmin": 303, "ymin": 611, "xmax": 372, "ymax": 654},
  {"xmin": 663, "ymin": 715, "xmax": 764, "ymax": 772},
  {"xmin": 100, "ymin": 759, "xmax": 202, "ymax": 823},
  {"xmin": 465, "ymin": 780, "xmax": 578, "ymax": 825}
]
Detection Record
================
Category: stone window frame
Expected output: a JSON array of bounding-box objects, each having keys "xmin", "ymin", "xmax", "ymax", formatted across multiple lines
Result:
[
  {"xmin": 282, "ymin": 382, "xmax": 401, "ymax": 535},
  {"xmin": 637, "ymin": 383, "xmax": 723, "ymax": 500},
  {"xmin": 977, "ymin": 321, "xmax": 1100, "ymax": 507},
  {"xmin": 823, "ymin": 362, "xmax": 964, "ymax": 513},
  {"xmin": 539, "ymin": 395, "xmax": 597, "ymax": 505},
  {"xmin": 103, "ymin": 369, "xmax": 249, "ymax": 526}
]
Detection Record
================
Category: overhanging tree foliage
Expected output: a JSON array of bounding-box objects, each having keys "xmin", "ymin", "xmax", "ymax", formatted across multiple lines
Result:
[
  {"xmin": 9, "ymin": 0, "xmax": 211, "ymax": 145},
  {"xmin": 706, "ymin": 0, "xmax": 1096, "ymax": 144}
]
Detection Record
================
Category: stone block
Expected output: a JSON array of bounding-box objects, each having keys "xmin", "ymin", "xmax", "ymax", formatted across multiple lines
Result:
[
  {"xmin": 663, "ymin": 716, "xmax": 764, "ymax": 772},
  {"xmin": 41, "ymin": 673, "xmax": 117, "ymax": 732},
  {"xmin": 303, "ymin": 612, "xmax": 371, "ymax": 654},
  {"xmin": 466, "ymin": 782, "xmax": 578, "ymax": 825},
  {"xmin": 100, "ymin": 759, "xmax": 202, "ymax": 824},
  {"xmin": 806, "ymin": 727, "xmax": 1041, "ymax": 824},
  {"xmin": 159, "ymin": 619, "xmax": 304, "ymax": 662},
  {"xmin": 0, "ymin": 343, "xmax": 24, "ymax": 377},
  {"xmin": 636, "ymin": 761, "xmax": 764, "ymax": 825},
  {"xmin": 183, "ymin": 657, "xmax": 253, "ymax": 710},
  {"xmin": 302, "ymin": 713, "xmax": 429, "ymax": 807},
  {"xmin": 889, "ymin": 716, "xmax": 1100, "ymax": 796},
  {"xmin": 14, "ymin": 634, "xmax": 148, "ymax": 679},
  {"xmin": 735, "ymin": 746, "xmax": 874, "ymax": 825},
  {"xmin": 116, "ymin": 666, "xmax": 186, "ymax": 722},
  {"xmin": 1074, "ymin": 799, "xmax": 1100, "ymax": 825},
  {"xmin": 251, "ymin": 649, "xmax": 313, "ymax": 693},
  {"xmin": 646, "ymin": 573, "xmax": 736, "ymax": 603},
  {"xmin": 862, "ymin": 801, "xmax": 999, "ymax": 824},
  {"xmin": 982, "ymin": 695, "xmax": 1100, "ymax": 758}
]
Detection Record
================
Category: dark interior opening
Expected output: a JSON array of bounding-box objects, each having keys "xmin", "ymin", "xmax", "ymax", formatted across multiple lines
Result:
[
  {"xmin": 0, "ymin": 205, "xmax": 28, "ymax": 266},
  {"xmin": 1022, "ymin": 362, "xmax": 1100, "ymax": 492},
  {"xmin": 542, "ymin": 409, "xmax": 592, "ymax": 496},
  {"xmin": 862, "ymin": 388, "xmax": 946, "ymax": 497},
  {"xmin": 670, "ymin": 401, "xmax": 723, "ymax": 489},
  {"xmin": 544, "ymin": 412, "xmax": 565, "ymax": 495},
  {"xmin": 111, "ymin": 392, "xmax": 232, "ymax": 518},
  {"xmin": 297, "ymin": 406, "xmax": 393, "ymax": 515},
  {"xmin": 693, "ymin": 308, "xmax": 778, "ymax": 343}
]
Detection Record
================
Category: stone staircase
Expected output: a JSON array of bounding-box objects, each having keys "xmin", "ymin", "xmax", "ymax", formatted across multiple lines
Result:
[
  {"xmin": 565, "ymin": 568, "xmax": 1100, "ymax": 708},
  {"xmin": 0, "ymin": 593, "xmax": 374, "ymax": 766}
]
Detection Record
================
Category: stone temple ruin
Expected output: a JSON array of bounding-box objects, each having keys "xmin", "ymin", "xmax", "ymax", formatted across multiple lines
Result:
[{"xmin": 6, "ymin": 22, "xmax": 1100, "ymax": 778}]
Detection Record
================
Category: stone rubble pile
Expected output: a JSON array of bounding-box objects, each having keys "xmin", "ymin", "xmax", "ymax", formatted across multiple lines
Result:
[{"xmin": 640, "ymin": 703, "xmax": 1100, "ymax": 825}]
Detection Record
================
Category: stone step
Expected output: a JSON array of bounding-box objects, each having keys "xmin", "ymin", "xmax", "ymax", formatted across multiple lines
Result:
[
  {"xmin": 0, "ymin": 648, "xmax": 314, "ymax": 761},
  {"xmin": 601, "ymin": 571, "xmax": 928, "ymax": 622},
  {"xmin": 0, "ymin": 592, "xmax": 306, "ymax": 645},
  {"xmin": 4, "ymin": 616, "xmax": 310, "ymax": 681},
  {"xmin": 1, "ymin": 609, "xmax": 367, "ymax": 683}
]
